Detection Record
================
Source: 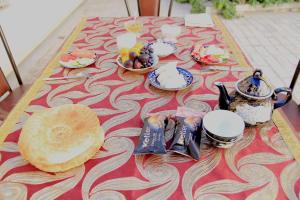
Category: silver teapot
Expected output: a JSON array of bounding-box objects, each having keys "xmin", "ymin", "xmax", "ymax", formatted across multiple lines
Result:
[{"xmin": 215, "ymin": 69, "xmax": 292, "ymax": 125}]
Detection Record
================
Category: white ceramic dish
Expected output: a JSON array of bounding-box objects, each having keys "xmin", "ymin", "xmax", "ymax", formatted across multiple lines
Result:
[
  {"xmin": 203, "ymin": 110, "xmax": 245, "ymax": 139},
  {"xmin": 203, "ymin": 128, "xmax": 243, "ymax": 148},
  {"xmin": 59, "ymin": 58, "xmax": 96, "ymax": 69},
  {"xmin": 149, "ymin": 41, "xmax": 177, "ymax": 57},
  {"xmin": 204, "ymin": 131, "xmax": 237, "ymax": 148}
]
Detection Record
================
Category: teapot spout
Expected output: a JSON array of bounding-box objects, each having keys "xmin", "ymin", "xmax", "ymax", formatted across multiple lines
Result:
[{"xmin": 215, "ymin": 82, "xmax": 232, "ymax": 110}]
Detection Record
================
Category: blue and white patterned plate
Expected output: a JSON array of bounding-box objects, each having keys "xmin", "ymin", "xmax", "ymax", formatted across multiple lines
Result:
[{"xmin": 148, "ymin": 67, "xmax": 193, "ymax": 91}]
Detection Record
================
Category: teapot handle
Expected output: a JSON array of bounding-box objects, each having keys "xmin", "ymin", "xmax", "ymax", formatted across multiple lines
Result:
[{"xmin": 272, "ymin": 87, "xmax": 292, "ymax": 109}]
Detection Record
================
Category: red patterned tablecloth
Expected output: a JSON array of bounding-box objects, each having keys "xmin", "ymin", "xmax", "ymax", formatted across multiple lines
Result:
[{"xmin": 0, "ymin": 16, "xmax": 299, "ymax": 200}]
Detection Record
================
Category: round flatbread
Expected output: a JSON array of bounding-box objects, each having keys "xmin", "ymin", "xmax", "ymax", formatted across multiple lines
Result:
[{"xmin": 18, "ymin": 104, "xmax": 104, "ymax": 172}]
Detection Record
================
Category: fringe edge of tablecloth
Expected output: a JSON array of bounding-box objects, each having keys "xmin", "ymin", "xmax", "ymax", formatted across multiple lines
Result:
[
  {"xmin": 0, "ymin": 17, "xmax": 87, "ymax": 144},
  {"xmin": 273, "ymin": 110, "xmax": 300, "ymax": 165}
]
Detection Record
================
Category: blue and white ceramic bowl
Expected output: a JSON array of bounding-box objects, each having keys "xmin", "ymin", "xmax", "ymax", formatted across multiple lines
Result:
[{"xmin": 148, "ymin": 67, "xmax": 193, "ymax": 91}]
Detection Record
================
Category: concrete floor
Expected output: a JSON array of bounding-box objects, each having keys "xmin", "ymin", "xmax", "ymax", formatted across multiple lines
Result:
[
  {"xmin": 5, "ymin": 0, "xmax": 300, "ymax": 104},
  {"xmin": 223, "ymin": 12, "xmax": 300, "ymax": 103}
]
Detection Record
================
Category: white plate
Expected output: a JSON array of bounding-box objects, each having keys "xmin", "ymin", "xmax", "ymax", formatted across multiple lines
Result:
[
  {"xmin": 191, "ymin": 45, "xmax": 229, "ymax": 65},
  {"xmin": 204, "ymin": 132, "xmax": 236, "ymax": 148},
  {"xmin": 203, "ymin": 129, "xmax": 242, "ymax": 144},
  {"xmin": 149, "ymin": 41, "xmax": 177, "ymax": 57},
  {"xmin": 203, "ymin": 110, "xmax": 245, "ymax": 138},
  {"xmin": 59, "ymin": 58, "xmax": 96, "ymax": 69}
]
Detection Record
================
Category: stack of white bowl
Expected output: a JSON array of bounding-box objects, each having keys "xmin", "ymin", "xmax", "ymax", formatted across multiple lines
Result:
[{"xmin": 202, "ymin": 110, "xmax": 245, "ymax": 148}]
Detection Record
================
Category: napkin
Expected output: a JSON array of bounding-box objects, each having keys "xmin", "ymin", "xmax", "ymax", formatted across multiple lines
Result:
[{"xmin": 184, "ymin": 14, "xmax": 214, "ymax": 27}]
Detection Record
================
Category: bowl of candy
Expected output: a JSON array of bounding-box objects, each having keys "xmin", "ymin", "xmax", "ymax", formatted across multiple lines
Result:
[{"xmin": 116, "ymin": 43, "xmax": 159, "ymax": 74}]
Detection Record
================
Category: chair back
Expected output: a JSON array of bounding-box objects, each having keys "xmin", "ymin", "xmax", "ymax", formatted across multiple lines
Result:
[
  {"xmin": 124, "ymin": 0, "xmax": 173, "ymax": 17},
  {"xmin": 0, "ymin": 67, "xmax": 11, "ymax": 97},
  {"xmin": 138, "ymin": 0, "xmax": 160, "ymax": 16}
]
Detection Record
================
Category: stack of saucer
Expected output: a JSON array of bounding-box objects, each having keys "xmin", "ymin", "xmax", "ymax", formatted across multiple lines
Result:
[{"xmin": 202, "ymin": 110, "xmax": 245, "ymax": 148}]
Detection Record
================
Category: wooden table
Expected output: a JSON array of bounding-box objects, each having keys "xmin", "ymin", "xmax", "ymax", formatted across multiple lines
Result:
[{"xmin": 0, "ymin": 16, "xmax": 299, "ymax": 199}]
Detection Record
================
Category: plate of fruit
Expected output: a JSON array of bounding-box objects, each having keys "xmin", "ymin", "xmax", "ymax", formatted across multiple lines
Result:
[
  {"xmin": 117, "ymin": 43, "xmax": 159, "ymax": 74},
  {"xmin": 191, "ymin": 44, "xmax": 229, "ymax": 65},
  {"xmin": 59, "ymin": 49, "xmax": 96, "ymax": 68}
]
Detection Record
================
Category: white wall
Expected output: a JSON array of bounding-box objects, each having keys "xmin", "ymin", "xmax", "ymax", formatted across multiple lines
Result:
[{"xmin": 0, "ymin": 0, "xmax": 83, "ymax": 76}]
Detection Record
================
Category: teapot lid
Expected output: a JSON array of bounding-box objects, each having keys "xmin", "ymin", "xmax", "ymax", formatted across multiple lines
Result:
[{"xmin": 236, "ymin": 69, "xmax": 273, "ymax": 99}]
